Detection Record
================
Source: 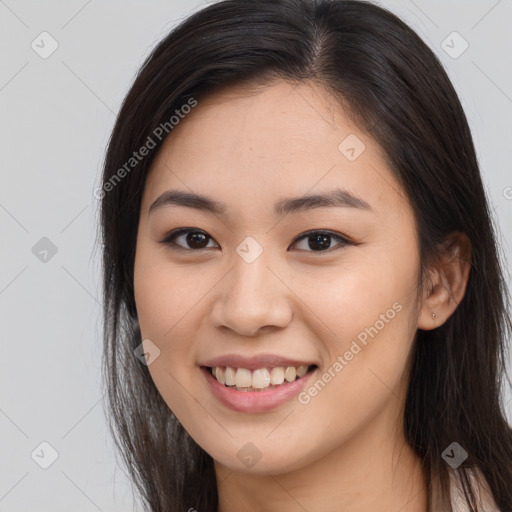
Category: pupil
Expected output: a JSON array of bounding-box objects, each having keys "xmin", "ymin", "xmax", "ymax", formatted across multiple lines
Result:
[
  {"xmin": 187, "ymin": 232, "xmax": 208, "ymax": 249},
  {"xmin": 309, "ymin": 233, "xmax": 331, "ymax": 251}
]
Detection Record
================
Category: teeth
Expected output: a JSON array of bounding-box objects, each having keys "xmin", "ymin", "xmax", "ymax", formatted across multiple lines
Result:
[
  {"xmin": 252, "ymin": 368, "xmax": 270, "ymax": 388},
  {"xmin": 270, "ymin": 367, "xmax": 284, "ymax": 385},
  {"xmin": 210, "ymin": 364, "xmax": 312, "ymax": 390},
  {"xmin": 215, "ymin": 367, "xmax": 225, "ymax": 384},
  {"xmin": 284, "ymin": 366, "xmax": 296, "ymax": 382},
  {"xmin": 296, "ymin": 365, "xmax": 308, "ymax": 378},
  {"xmin": 235, "ymin": 368, "xmax": 252, "ymax": 388},
  {"xmin": 224, "ymin": 366, "xmax": 236, "ymax": 386}
]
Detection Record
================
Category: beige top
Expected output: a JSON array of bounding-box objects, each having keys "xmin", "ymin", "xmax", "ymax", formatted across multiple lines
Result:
[{"xmin": 450, "ymin": 467, "xmax": 500, "ymax": 511}]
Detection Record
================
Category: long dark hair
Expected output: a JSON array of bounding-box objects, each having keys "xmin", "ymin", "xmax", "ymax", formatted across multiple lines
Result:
[{"xmin": 97, "ymin": 1, "xmax": 512, "ymax": 510}]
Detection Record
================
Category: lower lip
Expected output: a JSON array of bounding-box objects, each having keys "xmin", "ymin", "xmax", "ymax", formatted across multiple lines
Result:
[{"xmin": 200, "ymin": 366, "xmax": 317, "ymax": 413}]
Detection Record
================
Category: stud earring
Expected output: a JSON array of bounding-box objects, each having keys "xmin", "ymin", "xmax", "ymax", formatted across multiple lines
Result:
[{"xmin": 432, "ymin": 312, "xmax": 437, "ymax": 319}]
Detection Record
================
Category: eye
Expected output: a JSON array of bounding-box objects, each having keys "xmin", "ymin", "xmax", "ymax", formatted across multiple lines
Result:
[
  {"xmin": 290, "ymin": 230, "xmax": 351, "ymax": 253},
  {"xmin": 159, "ymin": 228, "xmax": 352, "ymax": 253},
  {"xmin": 159, "ymin": 228, "xmax": 218, "ymax": 251}
]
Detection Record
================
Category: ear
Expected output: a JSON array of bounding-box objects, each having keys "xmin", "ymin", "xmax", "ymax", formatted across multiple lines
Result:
[{"xmin": 417, "ymin": 231, "xmax": 472, "ymax": 330}]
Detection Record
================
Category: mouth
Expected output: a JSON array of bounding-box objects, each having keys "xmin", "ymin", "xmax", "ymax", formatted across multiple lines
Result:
[
  {"xmin": 203, "ymin": 364, "xmax": 318, "ymax": 391},
  {"xmin": 200, "ymin": 364, "xmax": 319, "ymax": 413}
]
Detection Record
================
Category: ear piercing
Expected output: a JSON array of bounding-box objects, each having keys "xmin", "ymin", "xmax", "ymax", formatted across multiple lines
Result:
[{"xmin": 431, "ymin": 312, "xmax": 437, "ymax": 319}]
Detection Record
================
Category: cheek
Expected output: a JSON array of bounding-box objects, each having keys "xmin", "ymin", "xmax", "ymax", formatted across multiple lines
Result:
[
  {"xmin": 291, "ymin": 255, "xmax": 419, "ymax": 419},
  {"xmin": 133, "ymin": 250, "xmax": 204, "ymax": 420},
  {"xmin": 304, "ymin": 297, "xmax": 413, "ymax": 412},
  {"xmin": 134, "ymin": 243, "xmax": 199, "ymax": 341},
  {"xmin": 294, "ymin": 254, "xmax": 414, "ymax": 348}
]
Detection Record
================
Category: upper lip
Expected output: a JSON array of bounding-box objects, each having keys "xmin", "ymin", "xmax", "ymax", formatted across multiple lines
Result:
[{"xmin": 200, "ymin": 353, "xmax": 317, "ymax": 370}]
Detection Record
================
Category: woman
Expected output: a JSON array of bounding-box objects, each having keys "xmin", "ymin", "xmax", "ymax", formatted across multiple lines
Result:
[{"xmin": 98, "ymin": 1, "xmax": 512, "ymax": 510}]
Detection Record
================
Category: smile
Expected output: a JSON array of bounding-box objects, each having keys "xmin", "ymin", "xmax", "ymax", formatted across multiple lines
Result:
[
  {"xmin": 200, "ymin": 364, "xmax": 318, "ymax": 413},
  {"xmin": 209, "ymin": 364, "xmax": 315, "ymax": 391}
]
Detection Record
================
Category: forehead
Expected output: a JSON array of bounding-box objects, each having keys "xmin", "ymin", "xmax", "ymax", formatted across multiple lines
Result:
[{"xmin": 142, "ymin": 80, "xmax": 408, "ymax": 222}]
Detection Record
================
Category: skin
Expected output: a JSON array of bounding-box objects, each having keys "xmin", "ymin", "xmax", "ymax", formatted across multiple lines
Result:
[{"xmin": 133, "ymin": 79, "xmax": 471, "ymax": 512}]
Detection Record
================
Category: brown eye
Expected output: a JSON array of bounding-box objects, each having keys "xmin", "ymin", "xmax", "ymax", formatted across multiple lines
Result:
[
  {"xmin": 290, "ymin": 230, "xmax": 351, "ymax": 253},
  {"xmin": 160, "ymin": 228, "xmax": 218, "ymax": 251}
]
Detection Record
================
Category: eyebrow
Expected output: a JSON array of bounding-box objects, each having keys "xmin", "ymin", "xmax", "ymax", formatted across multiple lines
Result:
[{"xmin": 148, "ymin": 187, "xmax": 373, "ymax": 217}]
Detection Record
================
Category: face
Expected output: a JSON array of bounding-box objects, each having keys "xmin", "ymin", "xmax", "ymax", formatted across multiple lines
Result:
[{"xmin": 133, "ymin": 80, "xmax": 424, "ymax": 475}]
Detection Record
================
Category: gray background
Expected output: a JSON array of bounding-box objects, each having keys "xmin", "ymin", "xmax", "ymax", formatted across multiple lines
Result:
[{"xmin": 0, "ymin": 1, "xmax": 511, "ymax": 510}]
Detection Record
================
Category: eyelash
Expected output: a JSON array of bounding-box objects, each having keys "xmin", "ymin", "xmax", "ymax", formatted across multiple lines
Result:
[{"xmin": 159, "ymin": 228, "xmax": 352, "ymax": 254}]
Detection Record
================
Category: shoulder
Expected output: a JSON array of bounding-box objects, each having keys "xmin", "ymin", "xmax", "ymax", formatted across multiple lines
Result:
[{"xmin": 449, "ymin": 467, "xmax": 500, "ymax": 511}]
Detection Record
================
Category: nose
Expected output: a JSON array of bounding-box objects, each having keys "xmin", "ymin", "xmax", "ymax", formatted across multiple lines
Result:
[{"xmin": 210, "ymin": 247, "xmax": 293, "ymax": 337}]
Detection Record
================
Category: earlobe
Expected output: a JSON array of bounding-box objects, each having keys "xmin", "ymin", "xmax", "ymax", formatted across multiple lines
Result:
[{"xmin": 417, "ymin": 232, "xmax": 472, "ymax": 331}]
